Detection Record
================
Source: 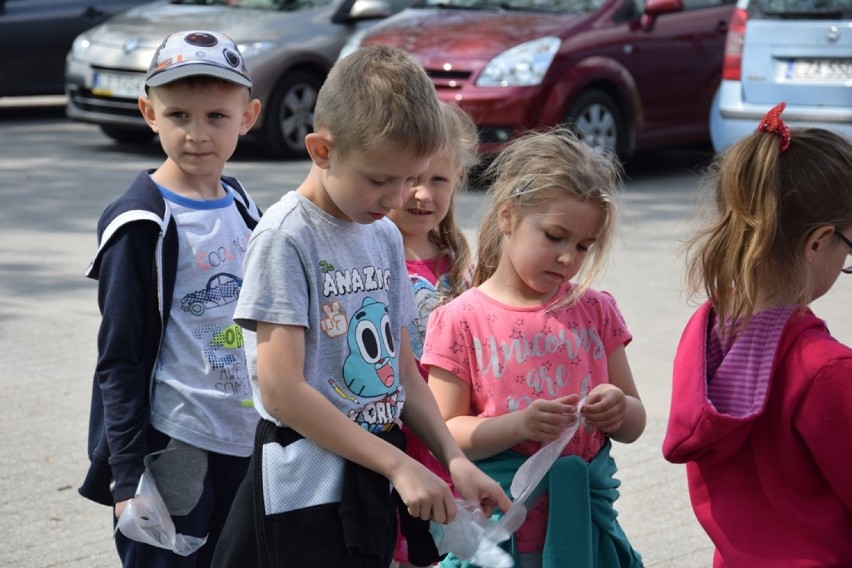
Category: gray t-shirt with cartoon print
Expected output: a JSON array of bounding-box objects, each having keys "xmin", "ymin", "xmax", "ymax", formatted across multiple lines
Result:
[{"xmin": 234, "ymin": 191, "xmax": 416, "ymax": 432}]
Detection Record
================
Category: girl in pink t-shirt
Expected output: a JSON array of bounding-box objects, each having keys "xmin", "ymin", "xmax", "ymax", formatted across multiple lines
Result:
[
  {"xmin": 423, "ymin": 128, "xmax": 646, "ymax": 567},
  {"xmin": 387, "ymin": 102, "xmax": 479, "ymax": 568}
]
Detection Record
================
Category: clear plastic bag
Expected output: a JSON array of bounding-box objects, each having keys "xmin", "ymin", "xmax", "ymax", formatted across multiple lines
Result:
[
  {"xmin": 115, "ymin": 452, "xmax": 207, "ymax": 556},
  {"xmin": 431, "ymin": 499, "xmax": 515, "ymax": 568},
  {"xmin": 432, "ymin": 398, "xmax": 586, "ymax": 567}
]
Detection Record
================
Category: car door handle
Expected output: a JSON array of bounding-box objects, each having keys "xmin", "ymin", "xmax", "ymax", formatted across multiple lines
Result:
[
  {"xmin": 81, "ymin": 6, "xmax": 106, "ymax": 19},
  {"xmin": 715, "ymin": 20, "xmax": 728, "ymax": 35}
]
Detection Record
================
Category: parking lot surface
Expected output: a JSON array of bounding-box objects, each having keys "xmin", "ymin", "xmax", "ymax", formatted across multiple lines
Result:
[{"xmin": 1, "ymin": 99, "xmax": 850, "ymax": 567}]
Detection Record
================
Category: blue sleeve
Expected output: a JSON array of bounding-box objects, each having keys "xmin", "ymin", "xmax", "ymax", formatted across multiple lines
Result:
[{"xmin": 93, "ymin": 222, "xmax": 160, "ymax": 502}]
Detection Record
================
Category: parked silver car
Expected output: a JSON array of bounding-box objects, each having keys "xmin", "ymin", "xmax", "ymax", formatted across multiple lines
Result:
[
  {"xmin": 709, "ymin": 0, "xmax": 852, "ymax": 152},
  {"xmin": 65, "ymin": 0, "xmax": 411, "ymax": 158}
]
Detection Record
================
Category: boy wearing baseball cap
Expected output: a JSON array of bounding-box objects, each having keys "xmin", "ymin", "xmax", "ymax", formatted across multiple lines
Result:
[{"xmin": 80, "ymin": 30, "xmax": 262, "ymax": 567}]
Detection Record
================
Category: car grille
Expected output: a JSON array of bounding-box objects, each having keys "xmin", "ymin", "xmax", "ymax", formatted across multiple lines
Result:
[{"xmin": 426, "ymin": 69, "xmax": 471, "ymax": 90}]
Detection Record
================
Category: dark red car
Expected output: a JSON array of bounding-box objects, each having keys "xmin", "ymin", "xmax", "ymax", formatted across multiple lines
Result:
[{"xmin": 341, "ymin": 0, "xmax": 736, "ymax": 159}]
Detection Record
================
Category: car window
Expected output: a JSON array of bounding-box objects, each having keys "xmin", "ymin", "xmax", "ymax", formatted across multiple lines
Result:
[
  {"xmin": 682, "ymin": 0, "xmax": 736, "ymax": 11},
  {"xmin": 752, "ymin": 0, "xmax": 852, "ymax": 18},
  {"xmin": 421, "ymin": 0, "xmax": 605, "ymax": 13}
]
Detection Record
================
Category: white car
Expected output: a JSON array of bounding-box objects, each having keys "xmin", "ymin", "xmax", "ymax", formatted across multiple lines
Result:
[
  {"xmin": 709, "ymin": 0, "xmax": 852, "ymax": 153},
  {"xmin": 65, "ymin": 0, "xmax": 411, "ymax": 159}
]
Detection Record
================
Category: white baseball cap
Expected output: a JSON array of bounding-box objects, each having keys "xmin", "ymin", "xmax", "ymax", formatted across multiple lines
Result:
[{"xmin": 146, "ymin": 30, "xmax": 252, "ymax": 90}]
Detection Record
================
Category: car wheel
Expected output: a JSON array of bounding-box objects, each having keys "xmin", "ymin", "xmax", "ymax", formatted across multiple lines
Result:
[
  {"xmin": 261, "ymin": 70, "xmax": 323, "ymax": 159},
  {"xmin": 99, "ymin": 125, "xmax": 155, "ymax": 145},
  {"xmin": 564, "ymin": 90, "xmax": 627, "ymax": 159}
]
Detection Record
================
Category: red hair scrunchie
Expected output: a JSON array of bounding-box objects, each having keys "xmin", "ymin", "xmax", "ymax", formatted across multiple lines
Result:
[{"xmin": 757, "ymin": 101, "xmax": 791, "ymax": 153}]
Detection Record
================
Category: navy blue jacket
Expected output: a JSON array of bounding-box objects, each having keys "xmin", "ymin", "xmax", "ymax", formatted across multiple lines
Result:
[{"xmin": 80, "ymin": 170, "xmax": 261, "ymax": 506}]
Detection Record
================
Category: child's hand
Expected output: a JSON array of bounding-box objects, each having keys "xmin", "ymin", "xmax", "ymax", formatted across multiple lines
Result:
[
  {"xmin": 114, "ymin": 499, "xmax": 129, "ymax": 520},
  {"xmin": 519, "ymin": 394, "xmax": 579, "ymax": 443},
  {"xmin": 448, "ymin": 457, "xmax": 512, "ymax": 519},
  {"xmin": 391, "ymin": 459, "xmax": 458, "ymax": 524},
  {"xmin": 581, "ymin": 384, "xmax": 627, "ymax": 434}
]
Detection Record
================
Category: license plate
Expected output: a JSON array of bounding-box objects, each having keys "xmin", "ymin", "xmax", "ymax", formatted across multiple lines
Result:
[
  {"xmin": 92, "ymin": 72, "xmax": 146, "ymax": 98},
  {"xmin": 785, "ymin": 59, "xmax": 852, "ymax": 81}
]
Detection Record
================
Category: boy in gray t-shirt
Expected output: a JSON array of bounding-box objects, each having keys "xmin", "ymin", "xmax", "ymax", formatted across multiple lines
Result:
[{"xmin": 213, "ymin": 46, "xmax": 510, "ymax": 567}]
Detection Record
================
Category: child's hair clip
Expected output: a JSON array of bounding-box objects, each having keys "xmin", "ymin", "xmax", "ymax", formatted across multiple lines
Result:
[
  {"xmin": 512, "ymin": 178, "xmax": 534, "ymax": 197},
  {"xmin": 756, "ymin": 102, "xmax": 791, "ymax": 153}
]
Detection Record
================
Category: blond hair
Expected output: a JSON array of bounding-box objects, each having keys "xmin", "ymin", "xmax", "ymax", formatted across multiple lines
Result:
[
  {"xmin": 474, "ymin": 127, "xmax": 622, "ymax": 308},
  {"xmin": 430, "ymin": 102, "xmax": 479, "ymax": 302},
  {"xmin": 686, "ymin": 127, "xmax": 852, "ymax": 335},
  {"xmin": 314, "ymin": 46, "xmax": 445, "ymax": 160}
]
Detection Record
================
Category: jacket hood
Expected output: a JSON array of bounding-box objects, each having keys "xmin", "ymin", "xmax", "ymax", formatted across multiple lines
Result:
[{"xmin": 663, "ymin": 303, "xmax": 821, "ymax": 465}]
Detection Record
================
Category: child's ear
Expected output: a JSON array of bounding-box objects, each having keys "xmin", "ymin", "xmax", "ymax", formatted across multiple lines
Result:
[
  {"xmin": 240, "ymin": 98, "xmax": 261, "ymax": 135},
  {"xmin": 138, "ymin": 95, "xmax": 158, "ymax": 133},
  {"xmin": 497, "ymin": 203, "xmax": 514, "ymax": 234},
  {"xmin": 804, "ymin": 225, "xmax": 836, "ymax": 262},
  {"xmin": 305, "ymin": 131, "xmax": 333, "ymax": 169}
]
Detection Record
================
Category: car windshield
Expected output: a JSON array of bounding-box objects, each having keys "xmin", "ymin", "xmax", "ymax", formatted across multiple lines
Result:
[
  {"xmin": 421, "ymin": 0, "xmax": 603, "ymax": 13},
  {"xmin": 169, "ymin": 0, "xmax": 333, "ymax": 10},
  {"xmin": 756, "ymin": 0, "xmax": 852, "ymax": 18}
]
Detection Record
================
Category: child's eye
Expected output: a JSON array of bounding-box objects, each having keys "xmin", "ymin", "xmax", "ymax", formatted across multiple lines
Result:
[
  {"xmin": 169, "ymin": 111, "xmax": 188, "ymax": 119},
  {"xmin": 208, "ymin": 112, "xmax": 226, "ymax": 119},
  {"xmin": 544, "ymin": 232, "xmax": 561, "ymax": 242}
]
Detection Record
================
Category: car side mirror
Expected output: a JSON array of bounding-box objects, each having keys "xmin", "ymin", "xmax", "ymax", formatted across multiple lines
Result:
[{"xmin": 640, "ymin": 0, "xmax": 684, "ymax": 29}]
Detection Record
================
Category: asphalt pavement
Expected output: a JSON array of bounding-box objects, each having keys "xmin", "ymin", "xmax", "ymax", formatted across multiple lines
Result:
[{"xmin": 1, "ymin": 97, "xmax": 850, "ymax": 567}]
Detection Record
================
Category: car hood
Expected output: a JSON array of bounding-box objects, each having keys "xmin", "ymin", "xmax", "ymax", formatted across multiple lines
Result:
[
  {"xmin": 362, "ymin": 8, "xmax": 573, "ymax": 60},
  {"xmin": 85, "ymin": 0, "xmax": 334, "ymax": 60}
]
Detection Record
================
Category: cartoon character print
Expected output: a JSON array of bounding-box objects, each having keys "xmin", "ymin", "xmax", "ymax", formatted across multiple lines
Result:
[
  {"xmin": 329, "ymin": 297, "xmax": 402, "ymax": 432},
  {"xmin": 343, "ymin": 297, "xmax": 399, "ymax": 397},
  {"xmin": 407, "ymin": 273, "xmax": 447, "ymax": 359}
]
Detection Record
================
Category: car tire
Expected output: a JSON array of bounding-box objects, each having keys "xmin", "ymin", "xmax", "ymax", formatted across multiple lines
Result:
[
  {"xmin": 99, "ymin": 125, "xmax": 155, "ymax": 145},
  {"xmin": 261, "ymin": 70, "xmax": 323, "ymax": 160},
  {"xmin": 564, "ymin": 90, "xmax": 627, "ymax": 160}
]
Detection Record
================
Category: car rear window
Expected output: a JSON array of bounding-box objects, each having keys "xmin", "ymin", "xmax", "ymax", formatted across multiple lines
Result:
[{"xmin": 752, "ymin": 0, "xmax": 852, "ymax": 19}]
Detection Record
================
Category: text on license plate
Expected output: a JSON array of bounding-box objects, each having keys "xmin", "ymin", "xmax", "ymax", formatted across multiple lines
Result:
[
  {"xmin": 92, "ymin": 72, "xmax": 146, "ymax": 98},
  {"xmin": 785, "ymin": 59, "xmax": 852, "ymax": 81}
]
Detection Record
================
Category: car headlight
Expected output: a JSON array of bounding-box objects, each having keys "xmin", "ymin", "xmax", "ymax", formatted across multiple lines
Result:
[
  {"xmin": 476, "ymin": 36, "xmax": 560, "ymax": 87},
  {"xmin": 338, "ymin": 28, "xmax": 371, "ymax": 61},
  {"xmin": 70, "ymin": 34, "xmax": 92, "ymax": 58},
  {"xmin": 237, "ymin": 41, "xmax": 274, "ymax": 59}
]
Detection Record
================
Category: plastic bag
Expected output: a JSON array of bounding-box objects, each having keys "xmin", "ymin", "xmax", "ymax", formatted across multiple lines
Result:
[
  {"xmin": 432, "ymin": 398, "xmax": 586, "ymax": 567},
  {"xmin": 115, "ymin": 452, "xmax": 207, "ymax": 556},
  {"xmin": 431, "ymin": 499, "xmax": 515, "ymax": 568}
]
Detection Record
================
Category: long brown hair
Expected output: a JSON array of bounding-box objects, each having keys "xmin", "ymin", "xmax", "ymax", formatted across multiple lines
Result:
[
  {"xmin": 430, "ymin": 102, "xmax": 478, "ymax": 302},
  {"xmin": 685, "ymin": 127, "xmax": 852, "ymax": 335}
]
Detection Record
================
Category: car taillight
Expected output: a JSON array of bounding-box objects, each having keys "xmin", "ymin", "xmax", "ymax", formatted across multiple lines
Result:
[{"xmin": 722, "ymin": 8, "xmax": 748, "ymax": 81}]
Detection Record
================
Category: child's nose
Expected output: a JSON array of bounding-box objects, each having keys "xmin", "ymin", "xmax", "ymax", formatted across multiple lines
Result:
[
  {"xmin": 412, "ymin": 184, "xmax": 432, "ymax": 204},
  {"xmin": 382, "ymin": 185, "xmax": 406, "ymax": 211},
  {"xmin": 186, "ymin": 122, "xmax": 209, "ymax": 142},
  {"xmin": 557, "ymin": 247, "xmax": 574, "ymax": 265}
]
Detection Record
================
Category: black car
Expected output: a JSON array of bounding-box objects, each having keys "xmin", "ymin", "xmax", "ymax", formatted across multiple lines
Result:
[{"xmin": 0, "ymin": 0, "xmax": 150, "ymax": 97}]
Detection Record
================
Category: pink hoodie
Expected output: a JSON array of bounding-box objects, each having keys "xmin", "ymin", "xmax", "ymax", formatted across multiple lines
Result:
[{"xmin": 663, "ymin": 302, "xmax": 852, "ymax": 566}]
